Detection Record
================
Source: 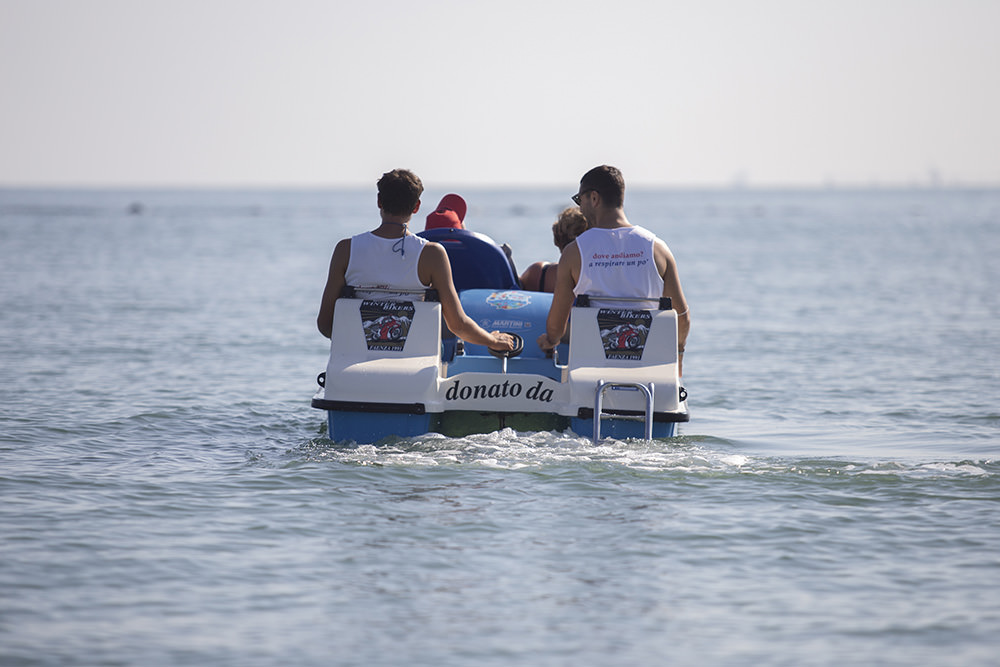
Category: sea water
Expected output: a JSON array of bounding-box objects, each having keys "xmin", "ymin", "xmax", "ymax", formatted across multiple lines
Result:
[{"xmin": 1, "ymin": 187, "xmax": 998, "ymax": 666}]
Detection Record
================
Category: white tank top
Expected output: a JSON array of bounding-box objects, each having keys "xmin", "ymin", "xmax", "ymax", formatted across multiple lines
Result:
[
  {"xmin": 345, "ymin": 231, "xmax": 430, "ymax": 298},
  {"xmin": 573, "ymin": 226, "xmax": 664, "ymax": 308}
]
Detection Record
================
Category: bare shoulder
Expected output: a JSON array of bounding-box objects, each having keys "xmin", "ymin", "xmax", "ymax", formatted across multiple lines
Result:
[
  {"xmin": 559, "ymin": 239, "xmax": 582, "ymax": 264},
  {"xmin": 520, "ymin": 260, "xmax": 545, "ymax": 279},
  {"xmin": 328, "ymin": 237, "xmax": 352, "ymax": 271},
  {"xmin": 333, "ymin": 237, "xmax": 352, "ymax": 259},
  {"xmin": 652, "ymin": 236, "xmax": 676, "ymax": 271},
  {"xmin": 417, "ymin": 239, "xmax": 452, "ymax": 287},
  {"xmin": 419, "ymin": 240, "xmax": 449, "ymax": 264}
]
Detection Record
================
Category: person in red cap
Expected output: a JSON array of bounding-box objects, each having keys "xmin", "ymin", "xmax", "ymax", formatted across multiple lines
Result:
[
  {"xmin": 424, "ymin": 193, "xmax": 467, "ymax": 230},
  {"xmin": 421, "ymin": 191, "xmax": 523, "ymax": 285}
]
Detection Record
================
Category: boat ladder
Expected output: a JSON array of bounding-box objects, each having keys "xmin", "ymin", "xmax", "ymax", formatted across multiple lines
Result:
[{"xmin": 593, "ymin": 380, "xmax": 655, "ymax": 443}]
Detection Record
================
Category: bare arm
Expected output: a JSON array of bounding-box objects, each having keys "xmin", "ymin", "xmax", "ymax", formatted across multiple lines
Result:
[
  {"xmin": 537, "ymin": 241, "xmax": 581, "ymax": 351},
  {"xmin": 418, "ymin": 243, "xmax": 513, "ymax": 351},
  {"xmin": 654, "ymin": 239, "xmax": 690, "ymax": 374},
  {"xmin": 317, "ymin": 238, "xmax": 351, "ymax": 338}
]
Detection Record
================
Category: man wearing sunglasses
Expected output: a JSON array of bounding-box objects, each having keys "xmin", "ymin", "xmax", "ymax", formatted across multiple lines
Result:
[{"xmin": 537, "ymin": 165, "xmax": 690, "ymax": 374}]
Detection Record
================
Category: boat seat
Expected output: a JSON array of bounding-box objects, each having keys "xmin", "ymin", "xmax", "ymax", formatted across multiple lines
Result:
[
  {"xmin": 566, "ymin": 296, "xmax": 682, "ymax": 416},
  {"xmin": 321, "ymin": 292, "xmax": 444, "ymax": 410},
  {"xmin": 418, "ymin": 228, "xmax": 520, "ymax": 292}
]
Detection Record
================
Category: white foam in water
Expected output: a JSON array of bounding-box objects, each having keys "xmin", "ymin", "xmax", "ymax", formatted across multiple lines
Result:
[
  {"xmin": 309, "ymin": 428, "xmax": 764, "ymax": 475},
  {"xmin": 916, "ymin": 461, "xmax": 991, "ymax": 476}
]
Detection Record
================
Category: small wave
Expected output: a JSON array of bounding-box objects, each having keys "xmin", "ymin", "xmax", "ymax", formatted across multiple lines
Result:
[
  {"xmin": 772, "ymin": 457, "xmax": 1000, "ymax": 481},
  {"xmin": 887, "ymin": 460, "xmax": 995, "ymax": 477}
]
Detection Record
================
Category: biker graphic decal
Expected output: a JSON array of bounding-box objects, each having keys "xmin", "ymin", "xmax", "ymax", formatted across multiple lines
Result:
[
  {"xmin": 596, "ymin": 308, "xmax": 652, "ymax": 360},
  {"xmin": 360, "ymin": 300, "xmax": 415, "ymax": 351}
]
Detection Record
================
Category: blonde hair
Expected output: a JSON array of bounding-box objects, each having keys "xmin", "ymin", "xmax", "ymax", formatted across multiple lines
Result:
[{"xmin": 552, "ymin": 207, "xmax": 588, "ymax": 251}]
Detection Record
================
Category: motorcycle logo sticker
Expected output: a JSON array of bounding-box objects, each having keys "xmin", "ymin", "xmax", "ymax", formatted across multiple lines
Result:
[
  {"xmin": 360, "ymin": 300, "xmax": 415, "ymax": 351},
  {"xmin": 597, "ymin": 308, "xmax": 651, "ymax": 360}
]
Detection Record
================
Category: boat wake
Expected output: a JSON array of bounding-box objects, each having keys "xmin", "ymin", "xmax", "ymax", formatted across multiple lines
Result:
[
  {"xmin": 280, "ymin": 429, "xmax": 998, "ymax": 482},
  {"xmin": 286, "ymin": 428, "xmax": 747, "ymax": 472}
]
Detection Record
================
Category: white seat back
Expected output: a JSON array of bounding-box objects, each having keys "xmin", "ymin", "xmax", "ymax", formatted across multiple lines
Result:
[
  {"xmin": 323, "ymin": 297, "xmax": 443, "ymax": 408},
  {"xmin": 566, "ymin": 305, "xmax": 680, "ymax": 413}
]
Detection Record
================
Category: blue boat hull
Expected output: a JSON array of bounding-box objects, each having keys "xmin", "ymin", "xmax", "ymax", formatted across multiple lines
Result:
[{"xmin": 322, "ymin": 409, "xmax": 679, "ymax": 444}]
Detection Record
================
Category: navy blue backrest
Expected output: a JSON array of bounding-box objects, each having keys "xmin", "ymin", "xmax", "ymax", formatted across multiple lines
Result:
[{"xmin": 417, "ymin": 228, "xmax": 519, "ymax": 292}]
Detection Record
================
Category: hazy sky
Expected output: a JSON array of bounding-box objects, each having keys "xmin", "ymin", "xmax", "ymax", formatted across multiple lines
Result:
[{"xmin": 1, "ymin": 0, "xmax": 998, "ymax": 188}]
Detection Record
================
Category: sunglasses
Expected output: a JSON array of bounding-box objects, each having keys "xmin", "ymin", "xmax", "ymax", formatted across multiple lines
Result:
[{"xmin": 571, "ymin": 189, "xmax": 595, "ymax": 206}]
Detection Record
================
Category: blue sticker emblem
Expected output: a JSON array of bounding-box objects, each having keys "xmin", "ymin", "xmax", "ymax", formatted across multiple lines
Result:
[{"xmin": 485, "ymin": 291, "xmax": 531, "ymax": 311}]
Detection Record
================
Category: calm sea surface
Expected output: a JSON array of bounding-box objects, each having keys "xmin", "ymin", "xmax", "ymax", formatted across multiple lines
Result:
[{"xmin": 1, "ymin": 187, "xmax": 998, "ymax": 666}]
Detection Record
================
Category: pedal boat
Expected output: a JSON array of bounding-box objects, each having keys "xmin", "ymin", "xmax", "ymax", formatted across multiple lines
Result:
[{"xmin": 312, "ymin": 228, "xmax": 688, "ymax": 443}]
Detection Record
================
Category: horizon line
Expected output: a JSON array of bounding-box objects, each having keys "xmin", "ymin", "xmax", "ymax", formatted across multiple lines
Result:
[{"xmin": 3, "ymin": 179, "xmax": 1000, "ymax": 192}]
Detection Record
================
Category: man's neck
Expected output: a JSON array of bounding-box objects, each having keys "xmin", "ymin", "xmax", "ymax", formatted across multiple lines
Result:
[
  {"xmin": 591, "ymin": 208, "xmax": 630, "ymax": 229},
  {"xmin": 373, "ymin": 216, "xmax": 411, "ymax": 238}
]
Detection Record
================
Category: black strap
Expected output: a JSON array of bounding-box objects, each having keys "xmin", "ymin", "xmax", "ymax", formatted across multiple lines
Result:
[{"xmin": 538, "ymin": 264, "xmax": 551, "ymax": 291}]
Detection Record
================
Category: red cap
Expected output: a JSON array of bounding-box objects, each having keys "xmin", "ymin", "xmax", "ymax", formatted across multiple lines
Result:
[
  {"xmin": 435, "ymin": 194, "xmax": 466, "ymax": 222},
  {"xmin": 425, "ymin": 209, "xmax": 463, "ymax": 230}
]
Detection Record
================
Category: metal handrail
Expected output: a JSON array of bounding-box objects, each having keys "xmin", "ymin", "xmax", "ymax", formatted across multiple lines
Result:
[{"xmin": 593, "ymin": 380, "xmax": 655, "ymax": 443}]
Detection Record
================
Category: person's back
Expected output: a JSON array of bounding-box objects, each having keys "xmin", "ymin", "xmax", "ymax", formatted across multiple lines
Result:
[
  {"xmin": 573, "ymin": 225, "xmax": 662, "ymax": 307},
  {"xmin": 346, "ymin": 231, "xmax": 429, "ymax": 298}
]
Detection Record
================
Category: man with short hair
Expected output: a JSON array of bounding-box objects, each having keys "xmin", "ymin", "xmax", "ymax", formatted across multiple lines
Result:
[
  {"xmin": 537, "ymin": 165, "xmax": 690, "ymax": 373},
  {"xmin": 317, "ymin": 168, "xmax": 514, "ymax": 352}
]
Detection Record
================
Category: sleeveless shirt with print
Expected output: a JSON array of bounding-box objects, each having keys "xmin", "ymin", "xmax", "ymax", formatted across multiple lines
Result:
[{"xmin": 573, "ymin": 226, "xmax": 664, "ymax": 308}]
